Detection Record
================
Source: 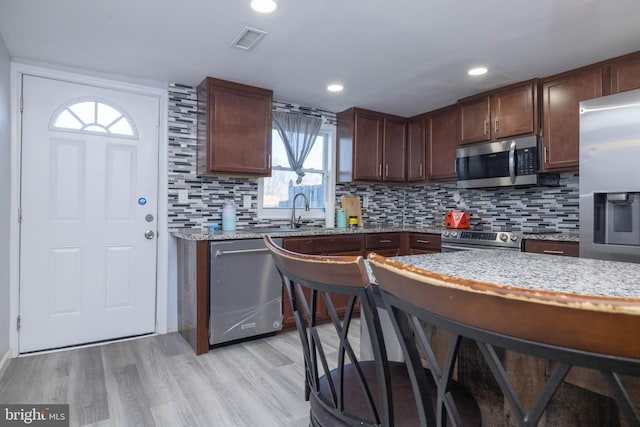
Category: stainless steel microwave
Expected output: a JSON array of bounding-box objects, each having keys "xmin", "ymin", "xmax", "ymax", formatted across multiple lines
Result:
[{"xmin": 456, "ymin": 135, "xmax": 540, "ymax": 189}]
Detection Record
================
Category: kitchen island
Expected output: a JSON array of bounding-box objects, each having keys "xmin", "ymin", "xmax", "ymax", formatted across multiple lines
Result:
[
  {"xmin": 374, "ymin": 250, "xmax": 640, "ymax": 426},
  {"xmin": 388, "ymin": 249, "xmax": 639, "ymax": 300}
]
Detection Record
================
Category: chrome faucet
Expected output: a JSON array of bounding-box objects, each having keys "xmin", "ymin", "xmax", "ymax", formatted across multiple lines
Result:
[{"xmin": 291, "ymin": 193, "xmax": 310, "ymax": 228}]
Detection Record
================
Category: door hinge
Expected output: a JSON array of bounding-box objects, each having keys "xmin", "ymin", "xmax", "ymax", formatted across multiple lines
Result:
[
  {"xmin": 16, "ymin": 316, "xmax": 21, "ymax": 332},
  {"xmin": 19, "ymin": 96, "xmax": 23, "ymax": 113}
]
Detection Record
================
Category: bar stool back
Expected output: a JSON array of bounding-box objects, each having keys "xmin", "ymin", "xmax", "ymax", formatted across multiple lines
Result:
[{"xmin": 265, "ymin": 236, "xmax": 481, "ymax": 426}]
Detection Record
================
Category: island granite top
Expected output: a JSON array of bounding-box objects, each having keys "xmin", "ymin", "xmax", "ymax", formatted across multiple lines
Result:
[{"xmin": 382, "ymin": 250, "xmax": 639, "ymax": 300}]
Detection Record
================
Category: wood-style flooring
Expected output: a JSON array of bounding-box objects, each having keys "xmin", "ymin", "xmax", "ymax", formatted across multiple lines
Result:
[{"xmin": 0, "ymin": 323, "xmax": 360, "ymax": 427}]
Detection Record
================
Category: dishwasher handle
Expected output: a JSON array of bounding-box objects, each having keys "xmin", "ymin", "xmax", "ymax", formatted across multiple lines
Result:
[{"xmin": 215, "ymin": 247, "xmax": 270, "ymax": 257}]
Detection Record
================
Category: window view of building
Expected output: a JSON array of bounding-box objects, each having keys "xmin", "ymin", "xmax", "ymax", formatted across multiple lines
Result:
[{"xmin": 260, "ymin": 127, "xmax": 331, "ymax": 217}]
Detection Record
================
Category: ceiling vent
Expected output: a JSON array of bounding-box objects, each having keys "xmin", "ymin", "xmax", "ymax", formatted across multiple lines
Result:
[{"xmin": 230, "ymin": 26, "xmax": 268, "ymax": 50}]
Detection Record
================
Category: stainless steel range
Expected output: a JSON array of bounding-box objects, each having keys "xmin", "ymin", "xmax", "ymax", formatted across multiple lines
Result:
[{"xmin": 441, "ymin": 230, "xmax": 522, "ymax": 252}]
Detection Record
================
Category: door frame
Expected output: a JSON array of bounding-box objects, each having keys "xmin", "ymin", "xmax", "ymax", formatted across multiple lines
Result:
[{"xmin": 9, "ymin": 63, "xmax": 169, "ymax": 356}]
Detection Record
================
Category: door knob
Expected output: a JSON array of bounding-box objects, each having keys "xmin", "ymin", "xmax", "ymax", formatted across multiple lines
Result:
[{"xmin": 145, "ymin": 230, "xmax": 155, "ymax": 239}]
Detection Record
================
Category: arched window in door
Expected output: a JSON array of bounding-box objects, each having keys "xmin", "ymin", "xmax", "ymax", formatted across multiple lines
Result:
[{"xmin": 49, "ymin": 97, "xmax": 138, "ymax": 139}]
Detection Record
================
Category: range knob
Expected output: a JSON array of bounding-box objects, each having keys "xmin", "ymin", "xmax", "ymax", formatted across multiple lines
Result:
[
  {"xmin": 499, "ymin": 233, "xmax": 508, "ymax": 241},
  {"xmin": 443, "ymin": 231, "xmax": 450, "ymax": 237},
  {"xmin": 510, "ymin": 234, "xmax": 519, "ymax": 242},
  {"xmin": 451, "ymin": 231, "xmax": 458, "ymax": 237}
]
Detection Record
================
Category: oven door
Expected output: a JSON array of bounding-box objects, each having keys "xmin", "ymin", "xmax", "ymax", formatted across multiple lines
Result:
[
  {"xmin": 441, "ymin": 243, "xmax": 521, "ymax": 253},
  {"xmin": 441, "ymin": 243, "xmax": 488, "ymax": 253}
]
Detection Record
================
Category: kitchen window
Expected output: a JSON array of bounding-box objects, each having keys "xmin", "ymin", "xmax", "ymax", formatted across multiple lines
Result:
[{"xmin": 258, "ymin": 123, "xmax": 335, "ymax": 220}]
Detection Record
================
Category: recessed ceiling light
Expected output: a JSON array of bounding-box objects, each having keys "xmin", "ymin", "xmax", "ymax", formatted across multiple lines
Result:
[
  {"xmin": 327, "ymin": 84, "xmax": 344, "ymax": 92},
  {"xmin": 251, "ymin": 0, "xmax": 277, "ymax": 13},
  {"xmin": 468, "ymin": 67, "xmax": 488, "ymax": 76}
]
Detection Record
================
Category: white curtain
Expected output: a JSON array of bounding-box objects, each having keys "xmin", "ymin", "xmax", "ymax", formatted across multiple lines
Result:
[{"xmin": 273, "ymin": 111, "xmax": 322, "ymax": 184}]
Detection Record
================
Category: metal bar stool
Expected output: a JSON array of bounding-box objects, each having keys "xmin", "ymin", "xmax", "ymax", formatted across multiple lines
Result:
[{"xmin": 264, "ymin": 236, "xmax": 481, "ymax": 427}]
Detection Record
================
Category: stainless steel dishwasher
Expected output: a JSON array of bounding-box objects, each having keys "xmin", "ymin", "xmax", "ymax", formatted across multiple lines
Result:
[{"xmin": 209, "ymin": 238, "xmax": 283, "ymax": 345}]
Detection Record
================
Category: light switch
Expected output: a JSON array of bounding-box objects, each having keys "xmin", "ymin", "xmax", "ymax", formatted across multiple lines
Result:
[
  {"xmin": 178, "ymin": 189, "xmax": 188, "ymax": 203},
  {"xmin": 363, "ymin": 196, "xmax": 369, "ymax": 208},
  {"xmin": 243, "ymin": 195, "xmax": 252, "ymax": 209}
]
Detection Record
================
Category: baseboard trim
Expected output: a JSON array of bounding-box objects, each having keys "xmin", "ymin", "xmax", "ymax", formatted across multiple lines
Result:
[{"xmin": 0, "ymin": 347, "xmax": 11, "ymax": 380}]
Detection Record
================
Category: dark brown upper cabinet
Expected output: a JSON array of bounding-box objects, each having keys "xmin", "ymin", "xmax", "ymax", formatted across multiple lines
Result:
[
  {"xmin": 493, "ymin": 81, "xmax": 539, "ymax": 139},
  {"xmin": 337, "ymin": 108, "xmax": 406, "ymax": 183},
  {"xmin": 542, "ymin": 66, "xmax": 602, "ymax": 171},
  {"xmin": 427, "ymin": 105, "xmax": 458, "ymax": 181},
  {"xmin": 197, "ymin": 77, "xmax": 273, "ymax": 176},
  {"xmin": 459, "ymin": 96, "xmax": 491, "ymax": 144},
  {"xmin": 382, "ymin": 116, "xmax": 407, "ymax": 181},
  {"xmin": 606, "ymin": 51, "xmax": 640, "ymax": 95},
  {"xmin": 336, "ymin": 51, "xmax": 640, "ymax": 182},
  {"xmin": 337, "ymin": 108, "xmax": 383, "ymax": 182},
  {"xmin": 406, "ymin": 116, "xmax": 426, "ymax": 182},
  {"xmin": 459, "ymin": 80, "xmax": 539, "ymax": 145}
]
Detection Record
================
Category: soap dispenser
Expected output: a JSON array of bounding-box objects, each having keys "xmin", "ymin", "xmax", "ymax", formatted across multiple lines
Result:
[{"xmin": 222, "ymin": 200, "xmax": 237, "ymax": 231}]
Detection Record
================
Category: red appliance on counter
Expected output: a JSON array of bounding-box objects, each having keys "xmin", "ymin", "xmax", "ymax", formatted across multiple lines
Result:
[{"xmin": 445, "ymin": 211, "xmax": 470, "ymax": 229}]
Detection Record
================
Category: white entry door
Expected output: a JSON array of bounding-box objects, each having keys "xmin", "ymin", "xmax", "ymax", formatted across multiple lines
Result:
[{"xmin": 19, "ymin": 75, "xmax": 160, "ymax": 353}]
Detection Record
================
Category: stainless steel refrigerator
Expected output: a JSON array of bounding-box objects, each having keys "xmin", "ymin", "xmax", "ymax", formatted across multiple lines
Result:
[{"xmin": 579, "ymin": 88, "xmax": 640, "ymax": 263}]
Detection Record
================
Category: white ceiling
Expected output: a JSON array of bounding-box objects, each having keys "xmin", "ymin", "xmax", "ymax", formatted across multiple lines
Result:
[{"xmin": 1, "ymin": 0, "xmax": 640, "ymax": 117}]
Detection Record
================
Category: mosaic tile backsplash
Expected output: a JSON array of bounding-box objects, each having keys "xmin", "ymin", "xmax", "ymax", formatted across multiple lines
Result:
[{"xmin": 168, "ymin": 84, "xmax": 579, "ymax": 232}]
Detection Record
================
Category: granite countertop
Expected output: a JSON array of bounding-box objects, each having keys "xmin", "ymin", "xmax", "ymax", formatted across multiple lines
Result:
[
  {"xmin": 171, "ymin": 225, "xmax": 444, "ymax": 241},
  {"xmin": 385, "ymin": 250, "xmax": 639, "ymax": 300},
  {"xmin": 171, "ymin": 226, "xmax": 580, "ymax": 242},
  {"xmin": 520, "ymin": 231, "xmax": 579, "ymax": 242}
]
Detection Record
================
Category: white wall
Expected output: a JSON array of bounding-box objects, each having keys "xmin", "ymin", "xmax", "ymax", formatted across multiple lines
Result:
[{"xmin": 0, "ymin": 35, "xmax": 12, "ymax": 360}]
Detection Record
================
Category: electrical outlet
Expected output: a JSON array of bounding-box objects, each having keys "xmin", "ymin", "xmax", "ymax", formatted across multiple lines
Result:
[
  {"xmin": 362, "ymin": 196, "xmax": 369, "ymax": 208},
  {"xmin": 243, "ymin": 195, "xmax": 252, "ymax": 209},
  {"xmin": 178, "ymin": 189, "xmax": 188, "ymax": 203}
]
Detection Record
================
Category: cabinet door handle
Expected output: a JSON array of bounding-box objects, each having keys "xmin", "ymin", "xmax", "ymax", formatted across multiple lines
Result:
[
  {"xmin": 379, "ymin": 239, "xmax": 392, "ymax": 243},
  {"xmin": 268, "ymin": 153, "xmax": 271, "ymax": 167},
  {"xmin": 419, "ymin": 163, "xmax": 423, "ymax": 177},
  {"xmin": 483, "ymin": 120, "xmax": 488, "ymax": 135},
  {"xmin": 543, "ymin": 250, "xmax": 565, "ymax": 255},
  {"xmin": 543, "ymin": 146, "xmax": 548, "ymax": 164},
  {"xmin": 378, "ymin": 164, "xmax": 382, "ymax": 177},
  {"xmin": 495, "ymin": 119, "xmax": 499, "ymax": 133},
  {"xmin": 416, "ymin": 239, "xmax": 430, "ymax": 244},
  {"xmin": 385, "ymin": 164, "xmax": 389, "ymax": 176}
]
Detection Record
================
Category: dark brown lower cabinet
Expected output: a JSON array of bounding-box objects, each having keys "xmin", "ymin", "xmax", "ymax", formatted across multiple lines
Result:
[
  {"xmin": 280, "ymin": 232, "xmax": 443, "ymax": 330},
  {"xmin": 281, "ymin": 235, "xmax": 364, "ymax": 330},
  {"xmin": 523, "ymin": 240, "xmax": 579, "ymax": 257},
  {"xmin": 407, "ymin": 232, "xmax": 442, "ymax": 255},
  {"xmin": 364, "ymin": 233, "xmax": 403, "ymax": 257}
]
